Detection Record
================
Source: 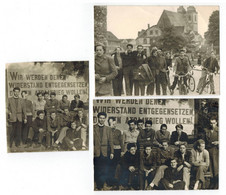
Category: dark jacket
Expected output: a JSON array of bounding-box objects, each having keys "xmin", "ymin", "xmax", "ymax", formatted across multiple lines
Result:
[
  {"xmin": 174, "ymin": 150, "xmax": 192, "ymax": 167},
  {"xmin": 121, "ymin": 51, "xmax": 137, "ymax": 68},
  {"xmin": 203, "ymin": 57, "xmax": 219, "ymax": 73},
  {"xmin": 170, "ymin": 131, "xmax": 188, "ymax": 145},
  {"xmin": 32, "ymin": 117, "xmax": 47, "ymax": 133},
  {"xmin": 140, "ymin": 152, "xmax": 157, "ymax": 171},
  {"xmin": 174, "ymin": 56, "xmax": 190, "ymax": 74},
  {"xmin": 163, "ymin": 167, "xmax": 183, "ymax": 183},
  {"xmin": 70, "ymin": 100, "xmax": 84, "ymax": 111},
  {"xmin": 121, "ymin": 151, "xmax": 140, "ymax": 170},
  {"xmin": 137, "ymin": 128, "xmax": 155, "ymax": 148},
  {"xmin": 156, "ymin": 147, "xmax": 174, "ymax": 166},
  {"xmin": 147, "ymin": 55, "xmax": 158, "ymax": 75},
  {"xmin": 93, "ymin": 124, "xmax": 114, "ymax": 157},
  {"xmin": 47, "ymin": 116, "xmax": 61, "ymax": 132}
]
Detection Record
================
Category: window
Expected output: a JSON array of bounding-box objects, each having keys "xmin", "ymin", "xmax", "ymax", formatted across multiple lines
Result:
[
  {"xmin": 189, "ymin": 15, "xmax": 192, "ymax": 21},
  {"xmin": 155, "ymin": 30, "xmax": 159, "ymax": 35},
  {"xmin": 194, "ymin": 15, "xmax": 197, "ymax": 22},
  {"xmin": 149, "ymin": 30, "xmax": 153, "ymax": 35},
  {"xmin": 143, "ymin": 38, "xmax": 147, "ymax": 44}
]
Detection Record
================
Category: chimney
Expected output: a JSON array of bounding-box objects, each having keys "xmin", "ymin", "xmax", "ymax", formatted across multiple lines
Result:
[
  {"xmin": 138, "ymin": 31, "xmax": 140, "ymax": 36},
  {"xmin": 148, "ymin": 24, "xmax": 150, "ymax": 28}
]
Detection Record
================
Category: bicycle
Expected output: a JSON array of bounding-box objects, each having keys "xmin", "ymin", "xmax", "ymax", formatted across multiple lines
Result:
[
  {"xmin": 173, "ymin": 71, "xmax": 195, "ymax": 95},
  {"xmin": 199, "ymin": 68, "xmax": 215, "ymax": 95}
]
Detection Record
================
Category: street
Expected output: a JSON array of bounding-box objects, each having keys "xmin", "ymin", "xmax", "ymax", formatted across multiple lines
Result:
[{"xmin": 121, "ymin": 65, "xmax": 220, "ymax": 96}]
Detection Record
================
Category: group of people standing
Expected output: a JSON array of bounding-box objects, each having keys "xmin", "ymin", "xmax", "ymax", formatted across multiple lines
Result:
[
  {"xmin": 94, "ymin": 112, "xmax": 219, "ymax": 190},
  {"xmin": 7, "ymin": 87, "xmax": 88, "ymax": 151},
  {"xmin": 95, "ymin": 43, "xmax": 219, "ymax": 96}
]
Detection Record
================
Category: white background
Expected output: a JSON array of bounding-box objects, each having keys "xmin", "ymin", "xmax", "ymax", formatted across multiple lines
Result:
[{"xmin": 0, "ymin": 0, "xmax": 225, "ymax": 195}]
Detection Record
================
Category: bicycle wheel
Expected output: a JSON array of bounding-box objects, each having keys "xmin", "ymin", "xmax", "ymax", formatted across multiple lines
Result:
[
  {"xmin": 199, "ymin": 82, "xmax": 210, "ymax": 95},
  {"xmin": 188, "ymin": 76, "xmax": 195, "ymax": 92}
]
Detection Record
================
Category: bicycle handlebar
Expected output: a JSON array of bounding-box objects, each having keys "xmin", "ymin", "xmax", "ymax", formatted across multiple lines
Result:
[{"xmin": 173, "ymin": 72, "xmax": 190, "ymax": 78}]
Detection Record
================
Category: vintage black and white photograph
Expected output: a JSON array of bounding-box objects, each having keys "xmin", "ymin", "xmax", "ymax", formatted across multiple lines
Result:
[
  {"xmin": 93, "ymin": 99, "xmax": 219, "ymax": 190},
  {"xmin": 6, "ymin": 61, "xmax": 89, "ymax": 153},
  {"xmin": 94, "ymin": 5, "xmax": 220, "ymax": 96}
]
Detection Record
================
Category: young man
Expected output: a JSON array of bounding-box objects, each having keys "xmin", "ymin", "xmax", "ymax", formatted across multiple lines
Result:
[
  {"xmin": 154, "ymin": 124, "xmax": 170, "ymax": 148},
  {"xmin": 27, "ymin": 110, "xmax": 50, "ymax": 148},
  {"xmin": 136, "ymin": 119, "xmax": 144, "ymax": 132},
  {"xmin": 191, "ymin": 139, "xmax": 210, "ymax": 190},
  {"xmin": 196, "ymin": 51, "xmax": 219, "ymax": 94},
  {"xmin": 137, "ymin": 120, "xmax": 155, "ymax": 150},
  {"xmin": 134, "ymin": 45, "xmax": 147, "ymax": 96},
  {"xmin": 43, "ymin": 91, "xmax": 50, "ymax": 101},
  {"xmin": 149, "ymin": 140, "xmax": 174, "ymax": 189},
  {"xmin": 155, "ymin": 49, "xmax": 168, "ymax": 95},
  {"xmin": 53, "ymin": 107, "xmax": 74, "ymax": 147},
  {"xmin": 170, "ymin": 124, "xmax": 188, "ymax": 146},
  {"xmin": 119, "ymin": 143, "xmax": 140, "ymax": 190},
  {"xmin": 62, "ymin": 121, "xmax": 84, "ymax": 151},
  {"xmin": 170, "ymin": 49, "xmax": 191, "ymax": 94},
  {"xmin": 47, "ymin": 111, "xmax": 61, "ymax": 147},
  {"xmin": 21, "ymin": 90, "xmax": 34, "ymax": 145},
  {"xmin": 140, "ymin": 145, "xmax": 157, "ymax": 190},
  {"xmin": 74, "ymin": 109, "xmax": 87, "ymax": 149},
  {"xmin": 70, "ymin": 94, "xmax": 84, "ymax": 111},
  {"xmin": 112, "ymin": 47, "xmax": 123, "ymax": 96},
  {"xmin": 121, "ymin": 44, "xmax": 137, "ymax": 96},
  {"xmin": 33, "ymin": 92, "xmax": 46, "ymax": 116},
  {"xmin": 123, "ymin": 119, "xmax": 139, "ymax": 153},
  {"xmin": 158, "ymin": 158, "xmax": 185, "ymax": 190},
  {"xmin": 107, "ymin": 117, "xmax": 124, "ymax": 188},
  {"xmin": 7, "ymin": 87, "xmax": 27, "ymax": 148},
  {"xmin": 205, "ymin": 116, "xmax": 219, "ymax": 189},
  {"xmin": 174, "ymin": 143, "xmax": 192, "ymax": 189},
  {"xmin": 58, "ymin": 95, "xmax": 70, "ymax": 113},
  {"xmin": 94, "ymin": 112, "xmax": 114, "ymax": 190},
  {"xmin": 44, "ymin": 92, "xmax": 59, "ymax": 115}
]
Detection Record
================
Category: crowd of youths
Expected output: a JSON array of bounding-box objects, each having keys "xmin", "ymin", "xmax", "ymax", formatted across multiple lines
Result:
[
  {"xmin": 95, "ymin": 43, "xmax": 219, "ymax": 96},
  {"xmin": 94, "ymin": 112, "xmax": 219, "ymax": 190},
  {"xmin": 7, "ymin": 87, "xmax": 88, "ymax": 151}
]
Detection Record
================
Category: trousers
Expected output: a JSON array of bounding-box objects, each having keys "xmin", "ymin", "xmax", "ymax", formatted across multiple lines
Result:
[{"xmin": 10, "ymin": 120, "xmax": 22, "ymax": 147}]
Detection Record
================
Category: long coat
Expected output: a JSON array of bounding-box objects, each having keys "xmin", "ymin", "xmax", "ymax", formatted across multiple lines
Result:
[
  {"xmin": 93, "ymin": 124, "xmax": 114, "ymax": 157},
  {"xmin": 7, "ymin": 97, "xmax": 27, "ymax": 122},
  {"xmin": 95, "ymin": 54, "xmax": 117, "ymax": 95}
]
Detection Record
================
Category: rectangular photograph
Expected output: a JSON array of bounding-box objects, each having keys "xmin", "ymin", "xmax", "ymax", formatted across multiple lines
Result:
[
  {"xmin": 94, "ymin": 5, "xmax": 220, "ymax": 96},
  {"xmin": 6, "ymin": 61, "xmax": 89, "ymax": 153},
  {"xmin": 93, "ymin": 99, "xmax": 219, "ymax": 190}
]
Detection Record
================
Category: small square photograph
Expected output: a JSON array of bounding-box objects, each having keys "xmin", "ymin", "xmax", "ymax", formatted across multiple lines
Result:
[
  {"xmin": 94, "ymin": 5, "xmax": 220, "ymax": 96},
  {"xmin": 6, "ymin": 61, "xmax": 89, "ymax": 153},
  {"xmin": 93, "ymin": 98, "xmax": 219, "ymax": 190}
]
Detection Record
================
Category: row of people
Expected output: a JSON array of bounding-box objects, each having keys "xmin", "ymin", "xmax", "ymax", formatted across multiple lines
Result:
[
  {"xmin": 7, "ymin": 87, "xmax": 87, "ymax": 149},
  {"xmin": 95, "ymin": 43, "xmax": 219, "ymax": 96},
  {"xmin": 94, "ymin": 112, "xmax": 219, "ymax": 190}
]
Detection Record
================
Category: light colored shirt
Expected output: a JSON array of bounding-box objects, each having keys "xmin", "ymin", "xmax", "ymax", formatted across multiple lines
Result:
[
  {"xmin": 124, "ymin": 129, "xmax": 139, "ymax": 143},
  {"xmin": 34, "ymin": 100, "xmax": 46, "ymax": 111}
]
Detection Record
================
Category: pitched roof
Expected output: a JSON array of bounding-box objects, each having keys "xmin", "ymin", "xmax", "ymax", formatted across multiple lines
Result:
[
  {"xmin": 106, "ymin": 31, "xmax": 120, "ymax": 42},
  {"xmin": 136, "ymin": 25, "xmax": 160, "ymax": 40},
  {"xmin": 158, "ymin": 10, "xmax": 186, "ymax": 27}
]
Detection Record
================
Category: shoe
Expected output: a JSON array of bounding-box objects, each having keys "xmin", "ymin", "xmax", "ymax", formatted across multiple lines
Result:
[{"xmin": 170, "ymin": 90, "xmax": 174, "ymax": 95}]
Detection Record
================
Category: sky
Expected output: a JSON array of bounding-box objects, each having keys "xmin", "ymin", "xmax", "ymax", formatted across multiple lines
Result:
[{"xmin": 107, "ymin": 5, "xmax": 219, "ymax": 39}]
